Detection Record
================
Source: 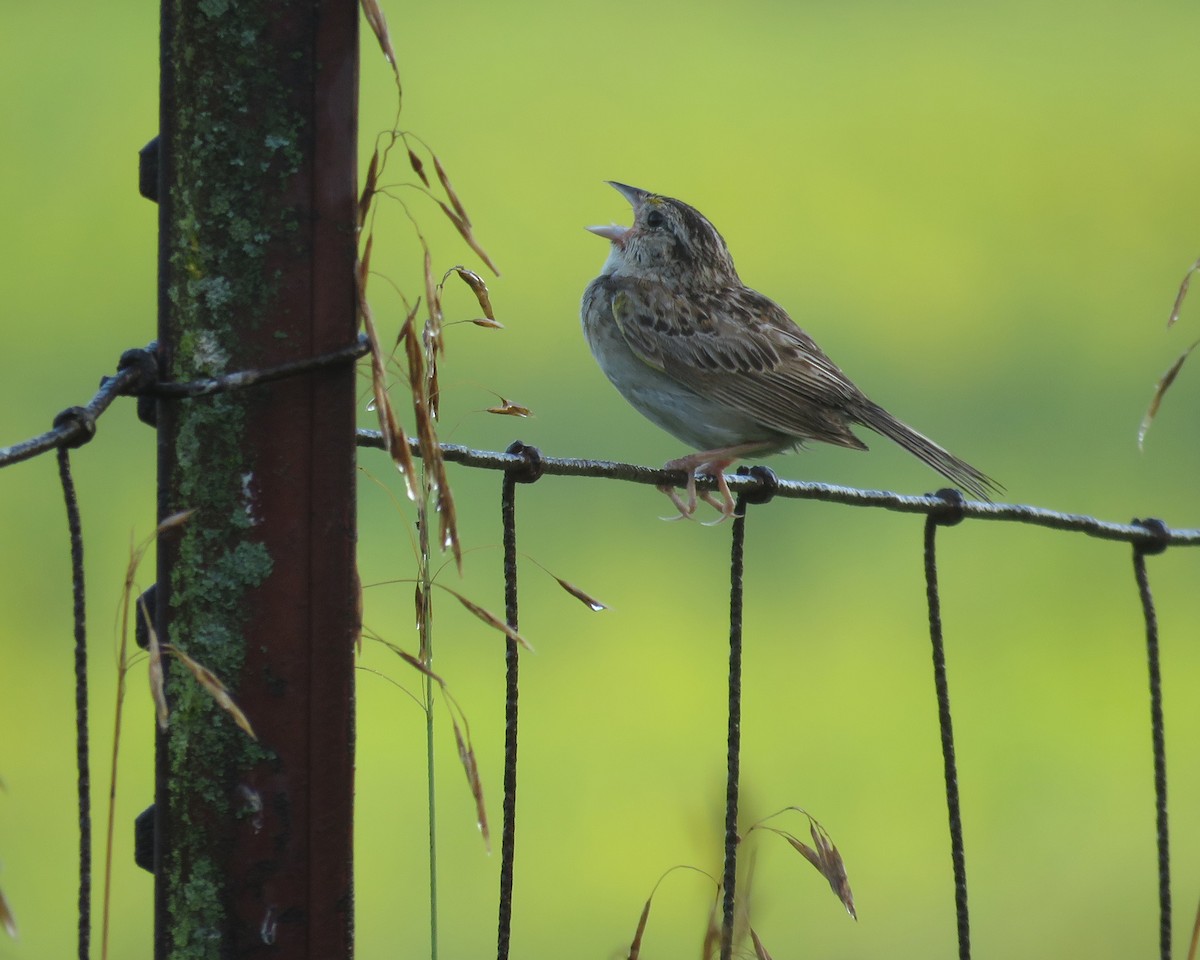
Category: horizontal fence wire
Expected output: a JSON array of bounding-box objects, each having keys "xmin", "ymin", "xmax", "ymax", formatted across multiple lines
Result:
[
  {"xmin": 0, "ymin": 361, "xmax": 146, "ymax": 468},
  {"xmin": 0, "ymin": 337, "xmax": 370, "ymax": 469},
  {"xmin": 355, "ymin": 430, "xmax": 1200, "ymax": 548},
  {"xmin": 2, "ymin": 337, "xmax": 1196, "ymax": 550}
]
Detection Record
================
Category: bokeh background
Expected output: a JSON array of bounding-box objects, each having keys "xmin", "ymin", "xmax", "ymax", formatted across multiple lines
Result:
[{"xmin": 3, "ymin": 0, "xmax": 1200, "ymax": 957}]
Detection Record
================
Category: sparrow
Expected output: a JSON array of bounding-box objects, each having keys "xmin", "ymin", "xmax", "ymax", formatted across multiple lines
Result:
[{"xmin": 580, "ymin": 181, "xmax": 999, "ymax": 518}]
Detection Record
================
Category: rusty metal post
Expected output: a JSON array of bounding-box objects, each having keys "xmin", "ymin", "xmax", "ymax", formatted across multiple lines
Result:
[{"xmin": 153, "ymin": 2, "xmax": 358, "ymax": 957}]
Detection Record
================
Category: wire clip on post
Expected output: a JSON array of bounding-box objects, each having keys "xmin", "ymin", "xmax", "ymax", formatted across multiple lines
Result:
[
  {"xmin": 113, "ymin": 346, "xmax": 160, "ymax": 427},
  {"xmin": 139, "ymin": 136, "xmax": 160, "ymax": 204},
  {"xmin": 134, "ymin": 805, "xmax": 155, "ymax": 874}
]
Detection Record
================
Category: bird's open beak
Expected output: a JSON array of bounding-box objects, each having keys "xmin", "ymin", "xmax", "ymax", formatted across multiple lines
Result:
[
  {"xmin": 586, "ymin": 181, "xmax": 650, "ymax": 244},
  {"xmin": 586, "ymin": 222, "xmax": 630, "ymax": 243},
  {"xmin": 606, "ymin": 181, "xmax": 650, "ymax": 208}
]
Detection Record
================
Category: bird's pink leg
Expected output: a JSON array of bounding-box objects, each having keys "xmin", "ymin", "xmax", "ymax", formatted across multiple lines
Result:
[{"xmin": 658, "ymin": 442, "xmax": 774, "ymax": 521}]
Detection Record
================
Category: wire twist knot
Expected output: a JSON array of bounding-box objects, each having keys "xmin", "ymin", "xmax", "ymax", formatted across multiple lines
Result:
[
  {"xmin": 52, "ymin": 406, "xmax": 97, "ymax": 449},
  {"xmin": 928, "ymin": 487, "xmax": 967, "ymax": 527},
  {"xmin": 1132, "ymin": 517, "xmax": 1170, "ymax": 556},
  {"xmin": 505, "ymin": 440, "xmax": 544, "ymax": 484},
  {"xmin": 737, "ymin": 464, "xmax": 780, "ymax": 506}
]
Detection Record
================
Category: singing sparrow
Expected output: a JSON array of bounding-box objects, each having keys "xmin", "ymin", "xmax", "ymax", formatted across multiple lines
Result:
[{"xmin": 581, "ymin": 181, "xmax": 999, "ymax": 518}]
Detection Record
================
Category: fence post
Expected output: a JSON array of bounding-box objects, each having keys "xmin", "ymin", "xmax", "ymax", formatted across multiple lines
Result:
[{"xmin": 152, "ymin": 2, "xmax": 358, "ymax": 957}]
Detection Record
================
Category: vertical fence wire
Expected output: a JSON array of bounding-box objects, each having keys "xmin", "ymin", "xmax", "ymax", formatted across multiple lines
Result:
[
  {"xmin": 719, "ymin": 493, "xmax": 750, "ymax": 960},
  {"xmin": 56, "ymin": 446, "xmax": 90, "ymax": 960},
  {"xmin": 923, "ymin": 502, "xmax": 970, "ymax": 960},
  {"xmin": 497, "ymin": 471, "xmax": 519, "ymax": 960},
  {"xmin": 1132, "ymin": 520, "xmax": 1171, "ymax": 960},
  {"xmin": 497, "ymin": 441, "xmax": 544, "ymax": 960}
]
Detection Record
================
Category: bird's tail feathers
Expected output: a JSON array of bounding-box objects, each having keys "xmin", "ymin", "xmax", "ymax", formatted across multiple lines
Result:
[{"xmin": 857, "ymin": 402, "xmax": 1001, "ymax": 502}]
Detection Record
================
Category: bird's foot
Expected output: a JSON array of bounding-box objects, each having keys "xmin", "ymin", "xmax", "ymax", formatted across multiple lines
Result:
[
  {"xmin": 659, "ymin": 454, "xmax": 741, "ymax": 522},
  {"xmin": 698, "ymin": 473, "xmax": 739, "ymax": 525},
  {"xmin": 657, "ymin": 481, "xmax": 697, "ymax": 521}
]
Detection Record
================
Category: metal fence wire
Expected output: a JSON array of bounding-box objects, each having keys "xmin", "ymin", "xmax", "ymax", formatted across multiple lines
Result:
[{"xmin": 0, "ymin": 337, "xmax": 1193, "ymax": 960}]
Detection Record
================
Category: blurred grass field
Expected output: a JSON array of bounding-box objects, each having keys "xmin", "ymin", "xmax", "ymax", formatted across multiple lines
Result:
[{"xmin": 3, "ymin": 1, "xmax": 1200, "ymax": 957}]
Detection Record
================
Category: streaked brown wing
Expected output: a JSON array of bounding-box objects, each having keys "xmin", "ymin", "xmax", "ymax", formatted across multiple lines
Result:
[{"xmin": 611, "ymin": 280, "xmax": 867, "ymax": 448}]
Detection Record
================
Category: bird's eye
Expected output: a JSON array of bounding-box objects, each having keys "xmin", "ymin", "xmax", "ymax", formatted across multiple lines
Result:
[{"xmin": 645, "ymin": 209, "xmax": 665, "ymax": 229}]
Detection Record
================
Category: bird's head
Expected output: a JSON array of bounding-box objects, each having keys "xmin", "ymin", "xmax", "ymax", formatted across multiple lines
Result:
[{"xmin": 587, "ymin": 182, "xmax": 738, "ymax": 289}]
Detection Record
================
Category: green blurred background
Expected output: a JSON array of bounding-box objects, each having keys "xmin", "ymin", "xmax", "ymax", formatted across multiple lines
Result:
[{"xmin": 3, "ymin": 0, "xmax": 1200, "ymax": 957}]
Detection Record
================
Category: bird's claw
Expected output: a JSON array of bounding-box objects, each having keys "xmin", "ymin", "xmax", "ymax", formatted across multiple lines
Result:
[
  {"xmin": 657, "ymin": 480, "xmax": 697, "ymax": 520},
  {"xmin": 657, "ymin": 468, "xmax": 739, "ymax": 522},
  {"xmin": 699, "ymin": 473, "xmax": 739, "ymax": 523}
]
